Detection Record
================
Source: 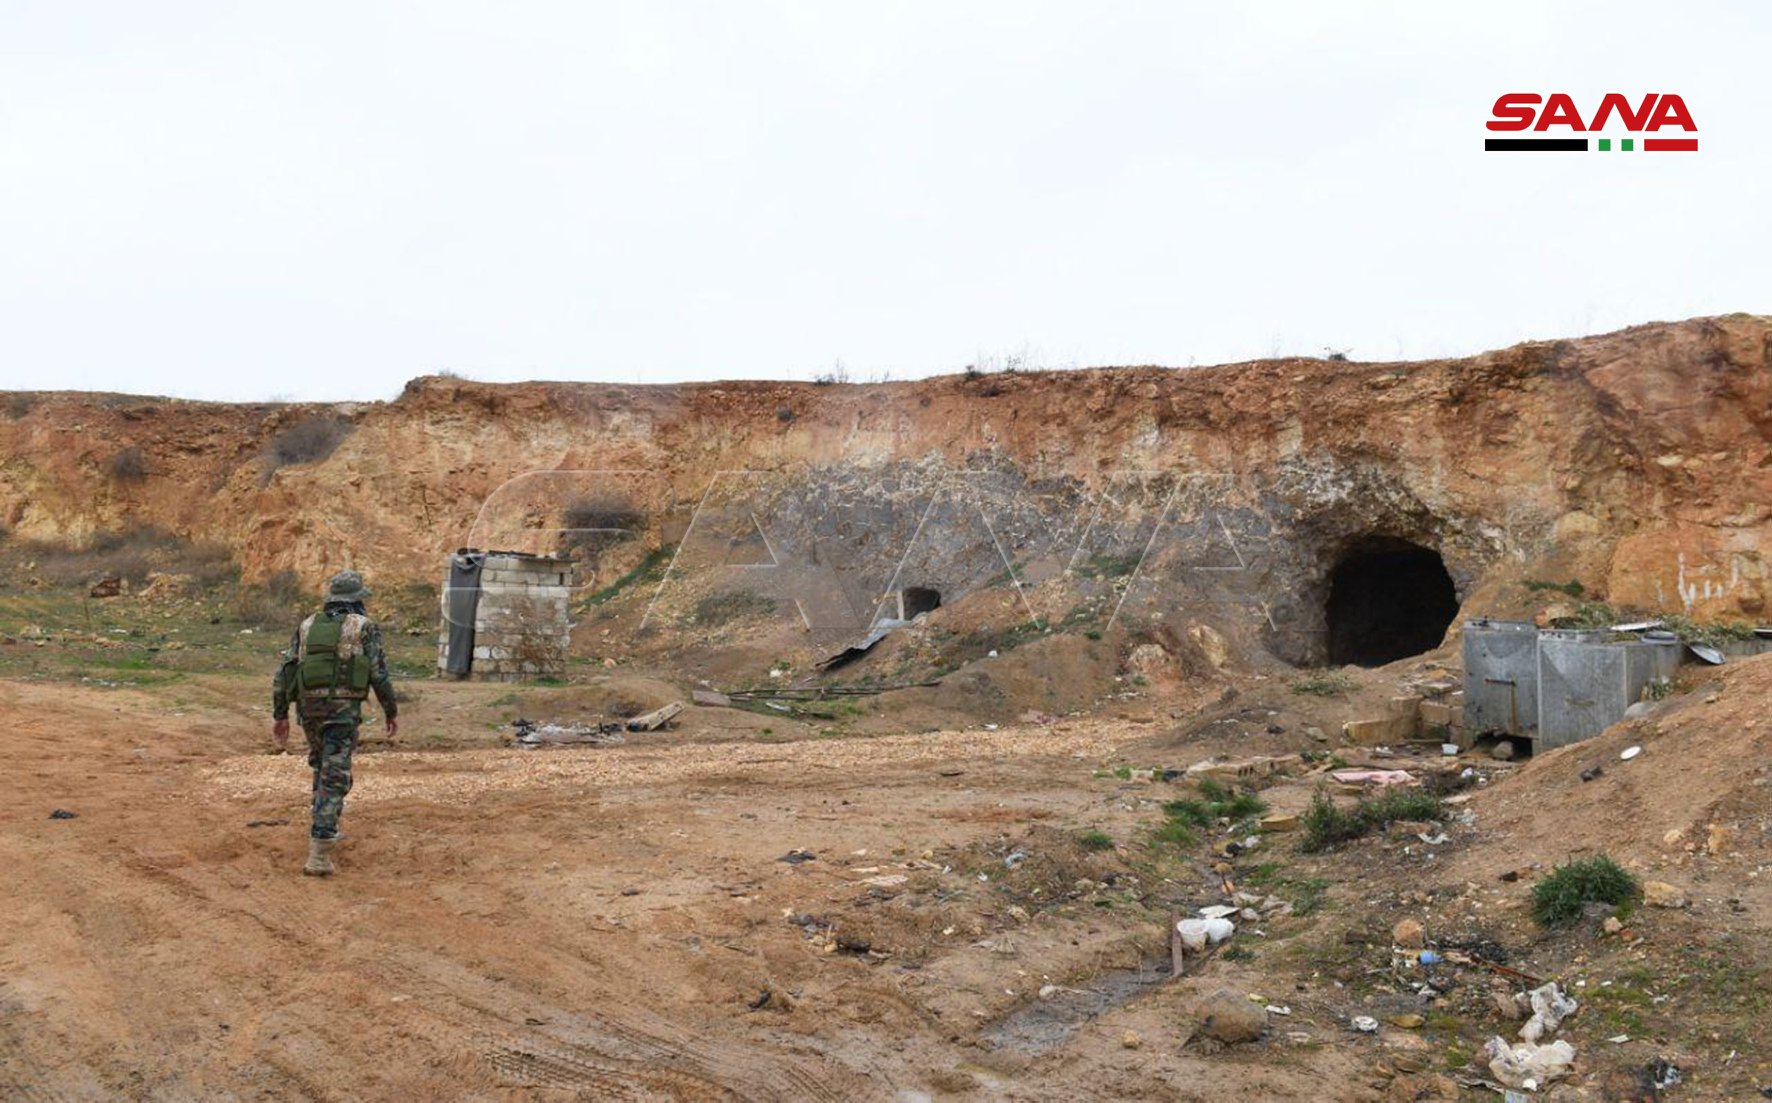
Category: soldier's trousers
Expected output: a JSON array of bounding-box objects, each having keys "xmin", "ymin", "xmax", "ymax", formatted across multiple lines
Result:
[{"xmin": 302, "ymin": 719, "xmax": 360, "ymax": 840}]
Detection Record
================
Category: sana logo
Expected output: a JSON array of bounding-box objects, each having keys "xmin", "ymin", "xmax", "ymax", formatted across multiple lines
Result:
[{"xmin": 1485, "ymin": 93, "xmax": 1697, "ymax": 152}]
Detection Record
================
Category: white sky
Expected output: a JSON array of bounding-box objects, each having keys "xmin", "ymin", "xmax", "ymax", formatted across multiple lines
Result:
[{"xmin": 1, "ymin": 1, "xmax": 1765, "ymax": 401}]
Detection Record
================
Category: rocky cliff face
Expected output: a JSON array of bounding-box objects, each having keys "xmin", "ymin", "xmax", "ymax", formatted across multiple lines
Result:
[{"xmin": 2, "ymin": 314, "xmax": 1766, "ymax": 662}]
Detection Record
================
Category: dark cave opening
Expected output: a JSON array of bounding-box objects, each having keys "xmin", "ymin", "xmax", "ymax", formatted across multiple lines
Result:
[
  {"xmin": 901, "ymin": 586, "xmax": 942, "ymax": 619},
  {"xmin": 1325, "ymin": 538, "xmax": 1459, "ymax": 667}
]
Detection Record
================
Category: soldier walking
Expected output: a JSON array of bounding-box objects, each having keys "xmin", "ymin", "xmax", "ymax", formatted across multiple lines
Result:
[{"xmin": 271, "ymin": 570, "xmax": 399, "ymax": 875}]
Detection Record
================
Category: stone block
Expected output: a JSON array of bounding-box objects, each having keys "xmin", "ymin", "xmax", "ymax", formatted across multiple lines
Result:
[{"xmin": 1343, "ymin": 715, "xmax": 1417, "ymax": 745}]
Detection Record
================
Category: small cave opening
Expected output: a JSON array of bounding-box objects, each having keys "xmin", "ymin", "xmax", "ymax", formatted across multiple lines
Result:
[
  {"xmin": 900, "ymin": 586, "xmax": 942, "ymax": 619},
  {"xmin": 1324, "ymin": 537, "xmax": 1458, "ymax": 667}
]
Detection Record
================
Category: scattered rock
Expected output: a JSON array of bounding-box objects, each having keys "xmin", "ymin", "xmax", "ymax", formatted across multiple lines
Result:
[
  {"xmin": 1120, "ymin": 1030, "xmax": 1142, "ymax": 1050},
  {"xmin": 1603, "ymin": 916, "xmax": 1623, "ymax": 935},
  {"xmin": 1351, "ymin": 1015, "xmax": 1379, "ymax": 1033},
  {"xmin": 1386, "ymin": 1013, "xmax": 1425, "ymax": 1029},
  {"xmin": 1707, "ymin": 823, "xmax": 1734, "ymax": 855},
  {"xmin": 1489, "ymin": 740, "xmax": 1516, "ymax": 762},
  {"xmin": 1194, "ymin": 988, "xmax": 1266, "ymax": 1044},
  {"xmin": 1392, "ymin": 918, "xmax": 1425, "ymax": 949},
  {"xmin": 48, "ymin": 808, "xmax": 78, "ymax": 820},
  {"xmin": 1643, "ymin": 881, "xmax": 1687, "ymax": 908},
  {"xmin": 778, "ymin": 849, "xmax": 818, "ymax": 865}
]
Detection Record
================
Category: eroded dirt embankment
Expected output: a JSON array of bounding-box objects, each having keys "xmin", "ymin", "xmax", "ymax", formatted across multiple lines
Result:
[{"xmin": 2, "ymin": 315, "xmax": 1766, "ymax": 635}]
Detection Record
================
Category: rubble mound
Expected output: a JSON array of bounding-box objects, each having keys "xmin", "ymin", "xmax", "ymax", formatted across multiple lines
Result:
[{"xmin": 1457, "ymin": 654, "xmax": 1772, "ymax": 881}]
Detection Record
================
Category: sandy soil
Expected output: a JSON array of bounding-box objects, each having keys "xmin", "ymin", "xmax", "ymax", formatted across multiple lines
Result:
[
  {"xmin": 0, "ymin": 677, "xmax": 1381, "ymax": 1101},
  {"xmin": 6, "ymin": 653, "xmax": 1770, "ymax": 1101}
]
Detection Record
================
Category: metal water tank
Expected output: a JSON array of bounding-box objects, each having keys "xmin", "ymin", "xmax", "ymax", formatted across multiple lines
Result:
[
  {"xmin": 1537, "ymin": 630, "xmax": 1681, "ymax": 750},
  {"xmin": 1462, "ymin": 618, "xmax": 1539, "ymax": 736}
]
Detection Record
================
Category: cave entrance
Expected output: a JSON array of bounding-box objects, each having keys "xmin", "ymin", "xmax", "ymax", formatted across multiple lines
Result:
[
  {"xmin": 898, "ymin": 586, "xmax": 942, "ymax": 619},
  {"xmin": 1325, "ymin": 538, "xmax": 1458, "ymax": 667}
]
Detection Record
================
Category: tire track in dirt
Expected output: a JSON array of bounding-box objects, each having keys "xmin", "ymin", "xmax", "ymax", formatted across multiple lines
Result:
[
  {"xmin": 7, "ymin": 817, "xmax": 875, "ymax": 1101},
  {"xmin": 0, "ymin": 984, "xmax": 68, "ymax": 1103}
]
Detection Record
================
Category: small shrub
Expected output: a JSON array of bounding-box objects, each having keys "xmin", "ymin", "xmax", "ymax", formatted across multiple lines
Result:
[
  {"xmin": 262, "ymin": 415, "xmax": 353, "ymax": 480},
  {"xmin": 1524, "ymin": 578, "xmax": 1585, "ymax": 597},
  {"xmin": 1076, "ymin": 829, "xmax": 1115, "ymax": 852},
  {"xmin": 1151, "ymin": 817, "xmax": 1195, "ymax": 847},
  {"xmin": 1659, "ymin": 613, "xmax": 1759, "ymax": 646},
  {"xmin": 1300, "ymin": 786, "xmax": 1444, "ymax": 852},
  {"xmin": 560, "ymin": 496, "xmax": 645, "ymax": 562},
  {"xmin": 1174, "ymin": 778, "xmax": 1268, "ymax": 822},
  {"xmin": 1531, "ymin": 855, "xmax": 1640, "ymax": 928},
  {"xmin": 1162, "ymin": 799, "xmax": 1213, "ymax": 828},
  {"xmin": 14, "ymin": 525, "xmax": 215, "ymax": 586},
  {"xmin": 106, "ymin": 446, "xmax": 148, "ymax": 482},
  {"xmin": 1292, "ymin": 671, "xmax": 1357, "ymax": 696},
  {"xmin": 1301, "ymin": 788, "xmax": 1366, "ymax": 852},
  {"xmin": 233, "ymin": 568, "xmax": 306, "ymax": 626},
  {"xmin": 1359, "ymin": 787, "xmax": 1445, "ymax": 827},
  {"xmin": 5, "ymin": 393, "xmax": 38, "ymax": 419},
  {"xmin": 1551, "ymin": 600, "xmax": 1620, "ymax": 629}
]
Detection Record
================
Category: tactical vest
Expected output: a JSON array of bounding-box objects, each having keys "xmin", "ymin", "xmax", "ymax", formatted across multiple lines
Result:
[{"xmin": 295, "ymin": 612, "xmax": 372, "ymax": 700}]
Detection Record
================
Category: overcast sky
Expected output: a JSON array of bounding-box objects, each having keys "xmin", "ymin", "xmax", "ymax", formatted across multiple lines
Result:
[{"xmin": 1, "ymin": 2, "xmax": 1765, "ymax": 401}]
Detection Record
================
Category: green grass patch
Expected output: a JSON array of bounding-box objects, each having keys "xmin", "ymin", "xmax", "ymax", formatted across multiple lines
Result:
[
  {"xmin": 1300, "ymin": 786, "xmax": 1446, "ymax": 853},
  {"xmin": 581, "ymin": 544, "xmax": 673, "ymax": 607},
  {"xmin": 1659, "ymin": 613, "xmax": 1759, "ymax": 646},
  {"xmin": 1072, "ymin": 553, "xmax": 1141, "ymax": 580},
  {"xmin": 1523, "ymin": 578, "xmax": 1585, "ymax": 597},
  {"xmin": 1241, "ymin": 861, "xmax": 1331, "ymax": 916},
  {"xmin": 1150, "ymin": 818, "xmax": 1196, "ymax": 848},
  {"xmin": 1291, "ymin": 671, "xmax": 1356, "ymax": 696},
  {"xmin": 1163, "ymin": 779, "xmax": 1267, "ymax": 830},
  {"xmin": 1530, "ymin": 855, "xmax": 1640, "ymax": 928},
  {"xmin": 1076, "ymin": 829, "xmax": 1116, "ymax": 852}
]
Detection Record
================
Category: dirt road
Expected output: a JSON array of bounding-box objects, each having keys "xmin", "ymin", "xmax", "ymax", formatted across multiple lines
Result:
[{"xmin": 0, "ymin": 679, "xmax": 1377, "ymax": 1101}]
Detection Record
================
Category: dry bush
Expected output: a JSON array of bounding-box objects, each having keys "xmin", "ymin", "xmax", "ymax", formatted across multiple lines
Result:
[
  {"xmin": 107, "ymin": 446, "xmax": 148, "ymax": 482},
  {"xmin": 4, "ymin": 394, "xmax": 38, "ymax": 419},
  {"xmin": 12, "ymin": 526, "xmax": 232, "ymax": 586},
  {"xmin": 261, "ymin": 415, "xmax": 353, "ymax": 482},
  {"xmin": 233, "ymin": 569, "xmax": 304, "ymax": 627},
  {"xmin": 560, "ymin": 496, "xmax": 645, "ymax": 563}
]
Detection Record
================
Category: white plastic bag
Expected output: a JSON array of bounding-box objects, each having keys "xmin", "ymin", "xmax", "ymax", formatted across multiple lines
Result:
[
  {"xmin": 1484, "ymin": 1036, "xmax": 1575, "ymax": 1090},
  {"xmin": 1520, "ymin": 982, "xmax": 1578, "ymax": 1044},
  {"xmin": 1175, "ymin": 916, "xmax": 1235, "ymax": 953}
]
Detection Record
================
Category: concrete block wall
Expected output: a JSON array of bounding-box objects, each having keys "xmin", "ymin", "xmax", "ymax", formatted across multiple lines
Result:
[{"xmin": 438, "ymin": 553, "xmax": 578, "ymax": 682}]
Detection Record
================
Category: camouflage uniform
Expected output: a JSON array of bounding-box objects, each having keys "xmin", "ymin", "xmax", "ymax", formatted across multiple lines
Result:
[{"xmin": 272, "ymin": 581, "xmax": 397, "ymax": 842}]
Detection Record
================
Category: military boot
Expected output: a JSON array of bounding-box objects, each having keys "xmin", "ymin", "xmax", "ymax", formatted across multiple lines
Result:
[{"xmin": 303, "ymin": 836, "xmax": 337, "ymax": 876}]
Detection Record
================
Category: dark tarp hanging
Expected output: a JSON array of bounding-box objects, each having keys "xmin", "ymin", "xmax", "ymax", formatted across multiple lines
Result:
[{"xmin": 442, "ymin": 550, "xmax": 486, "ymax": 675}]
